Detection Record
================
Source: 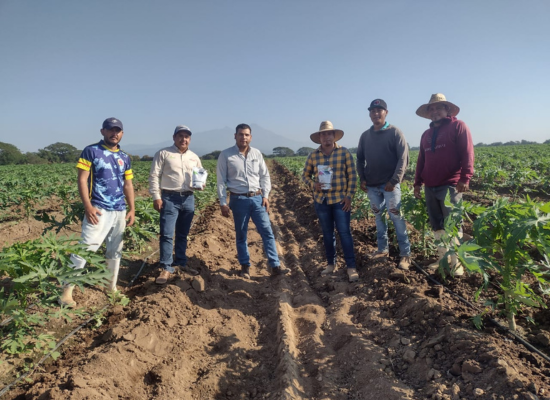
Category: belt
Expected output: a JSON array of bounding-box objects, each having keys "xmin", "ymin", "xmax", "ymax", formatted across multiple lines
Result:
[
  {"xmin": 229, "ymin": 190, "xmax": 262, "ymax": 197},
  {"xmin": 162, "ymin": 189, "xmax": 194, "ymax": 196}
]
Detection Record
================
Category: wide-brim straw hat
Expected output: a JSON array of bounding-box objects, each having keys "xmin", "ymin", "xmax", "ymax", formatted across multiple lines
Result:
[
  {"xmin": 310, "ymin": 121, "xmax": 344, "ymax": 144},
  {"xmin": 416, "ymin": 93, "xmax": 460, "ymax": 119}
]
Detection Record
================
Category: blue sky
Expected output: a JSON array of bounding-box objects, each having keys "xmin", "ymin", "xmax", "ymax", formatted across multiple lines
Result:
[{"xmin": 0, "ymin": 0, "xmax": 549, "ymax": 153}]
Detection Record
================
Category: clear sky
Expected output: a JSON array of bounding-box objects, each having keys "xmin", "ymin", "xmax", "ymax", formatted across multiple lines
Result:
[{"xmin": 1, "ymin": 0, "xmax": 549, "ymax": 153}]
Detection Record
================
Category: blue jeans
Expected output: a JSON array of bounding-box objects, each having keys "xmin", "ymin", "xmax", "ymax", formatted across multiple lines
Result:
[
  {"xmin": 229, "ymin": 194, "xmax": 280, "ymax": 268},
  {"xmin": 159, "ymin": 192, "xmax": 195, "ymax": 273},
  {"xmin": 313, "ymin": 199, "xmax": 356, "ymax": 268},
  {"xmin": 366, "ymin": 183, "xmax": 411, "ymax": 257}
]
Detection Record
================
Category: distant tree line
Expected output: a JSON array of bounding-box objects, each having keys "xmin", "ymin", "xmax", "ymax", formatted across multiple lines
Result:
[
  {"xmin": 410, "ymin": 139, "xmax": 549, "ymax": 151},
  {"xmin": 0, "ymin": 141, "xmax": 145, "ymax": 166}
]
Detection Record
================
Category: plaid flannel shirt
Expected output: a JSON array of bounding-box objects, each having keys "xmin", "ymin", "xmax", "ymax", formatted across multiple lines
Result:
[{"xmin": 302, "ymin": 144, "xmax": 357, "ymax": 205}]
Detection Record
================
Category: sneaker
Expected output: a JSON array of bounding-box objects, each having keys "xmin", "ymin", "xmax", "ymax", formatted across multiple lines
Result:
[
  {"xmin": 347, "ymin": 268, "xmax": 359, "ymax": 282},
  {"xmin": 180, "ymin": 265, "xmax": 199, "ymax": 276},
  {"xmin": 156, "ymin": 270, "xmax": 172, "ymax": 285},
  {"xmin": 370, "ymin": 250, "xmax": 389, "ymax": 259},
  {"xmin": 321, "ymin": 264, "xmax": 336, "ymax": 276},
  {"xmin": 240, "ymin": 265, "xmax": 251, "ymax": 279},
  {"xmin": 398, "ymin": 256, "xmax": 411, "ymax": 271},
  {"xmin": 270, "ymin": 266, "xmax": 289, "ymax": 276}
]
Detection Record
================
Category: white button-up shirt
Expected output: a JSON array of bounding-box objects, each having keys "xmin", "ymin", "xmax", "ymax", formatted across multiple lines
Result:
[
  {"xmin": 216, "ymin": 145, "xmax": 271, "ymax": 206},
  {"xmin": 149, "ymin": 145, "xmax": 202, "ymax": 201}
]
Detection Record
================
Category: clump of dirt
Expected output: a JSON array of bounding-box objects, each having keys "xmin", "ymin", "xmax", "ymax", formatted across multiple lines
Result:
[{"xmin": 3, "ymin": 162, "xmax": 550, "ymax": 400}]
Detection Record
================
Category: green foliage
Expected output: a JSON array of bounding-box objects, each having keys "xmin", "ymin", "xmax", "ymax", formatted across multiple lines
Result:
[
  {"xmin": 201, "ymin": 150, "xmax": 221, "ymax": 160},
  {"xmin": 443, "ymin": 197, "xmax": 550, "ymax": 330},
  {"xmin": 296, "ymin": 147, "xmax": 315, "ymax": 156},
  {"xmin": 0, "ymin": 234, "xmax": 108, "ymax": 356},
  {"xmin": 37, "ymin": 142, "xmax": 80, "ymax": 163},
  {"xmin": 401, "ymin": 182, "xmax": 432, "ymax": 256},
  {"xmin": 272, "ymin": 147, "xmax": 295, "ymax": 157},
  {"xmin": 0, "ymin": 142, "xmax": 24, "ymax": 165}
]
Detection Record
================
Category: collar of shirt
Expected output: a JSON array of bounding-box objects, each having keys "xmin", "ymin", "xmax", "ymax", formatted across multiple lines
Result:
[
  {"xmin": 370, "ymin": 121, "xmax": 390, "ymax": 132},
  {"xmin": 429, "ymin": 116, "xmax": 454, "ymax": 129},
  {"xmin": 315, "ymin": 143, "xmax": 341, "ymax": 153},
  {"xmin": 171, "ymin": 144, "xmax": 189, "ymax": 154},
  {"xmin": 99, "ymin": 140, "xmax": 120, "ymax": 152}
]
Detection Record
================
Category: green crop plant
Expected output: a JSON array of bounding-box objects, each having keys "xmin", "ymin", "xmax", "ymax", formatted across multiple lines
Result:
[
  {"xmin": 401, "ymin": 182, "xmax": 432, "ymax": 257},
  {"xmin": 449, "ymin": 197, "xmax": 550, "ymax": 331},
  {"xmin": 0, "ymin": 234, "xmax": 109, "ymax": 355}
]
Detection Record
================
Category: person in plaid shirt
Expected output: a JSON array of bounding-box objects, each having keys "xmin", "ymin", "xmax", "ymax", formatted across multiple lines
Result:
[{"xmin": 302, "ymin": 121, "xmax": 358, "ymax": 282}]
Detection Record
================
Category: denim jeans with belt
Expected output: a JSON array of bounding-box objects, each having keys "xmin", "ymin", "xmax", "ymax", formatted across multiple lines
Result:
[
  {"xmin": 229, "ymin": 193, "xmax": 280, "ymax": 268},
  {"xmin": 159, "ymin": 192, "xmax": 195, "ymax": 273},
  {"xmin": 366, "ymin": 183, "xmax": 410, "ymax": 257},
  {"xmin": 313, "ymin": 198, "xmax": 356, "ymax": 268}
]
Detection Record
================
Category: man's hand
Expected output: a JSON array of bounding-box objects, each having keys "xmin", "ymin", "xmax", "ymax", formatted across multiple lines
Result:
[
  {"xmin": 153, "ymin": 199, "xmax": 163, "ymax": 212},
  {"xmin": 456, "ymin": 181, "xmax": 469, "ymax": 193},
  {"xmin": 384, "ymin": 182, "xmax": 395, "ymax": 192},
  {"xmin": 414, "ymin": 185, "xmax": 422, "ymax": 199},
  {"xmin": 262, "ymin": 197, "xmax": 270, "ymax": 213},
  {"xmin": 340, "ymin": 197, "xmax": 352, "ymax": 212},
  {"xmin": 220, "ymin": 204, "xmax": 230, "ymax": 218},
  {"xmin": 360, "ymin": 181, "xmax": 368, "ymax": 193},
  {"xmin": 84, "ymin": 205, "xmax": 102, "ymax": 225},
  {"xmin": 314, "ymin": 182, "xmax": 323, "ymax": 192},
  {"xmin": 126, "ymin": 209, "xmax": 135, "ymax": 227}
]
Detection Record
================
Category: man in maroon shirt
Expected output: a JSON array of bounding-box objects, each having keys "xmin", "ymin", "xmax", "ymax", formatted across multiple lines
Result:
[{"xmin": 413, "ymin": 94, "xmax": 474, "ymax": 275}]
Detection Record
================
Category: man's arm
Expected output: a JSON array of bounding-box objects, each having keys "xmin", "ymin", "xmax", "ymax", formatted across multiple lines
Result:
[
  {"xmin": 301, "ymin": 154, "xmax": 316, "ymax": 190},
  {"xmin": 456, "ymin": 121, "xmax": 474, "ymax": 191},
  {"xmin": 356, "ymin": 132, "xmax": 366, "ymax": 184},
  {"xmin": 123, "ymin": 179, "xmax": 135, "ymax": 226},
  {"xmin": 258, "ymin": 156, "xmax": 271, "ymax": 199},
  {"xmin": 341, "ymin": 149, "xmax": 356, "ymax": 212},
  {"xmin": 216, "ymin": 152, "xmax": 230, "ymax": 217},
  {"xmin": 149, "ymin": 151, "xmax": 164, "ymax": 211},
  {"xmin": 414, "ymin": 134, "xmax": 426, "ymax": 199},
  {"xmin": 76, "ymin": 169, "xmax": 102, "ymax": 225},
  {"xmin": 389, "ymin": 129, "xmax": 409, "ymax": 187}
]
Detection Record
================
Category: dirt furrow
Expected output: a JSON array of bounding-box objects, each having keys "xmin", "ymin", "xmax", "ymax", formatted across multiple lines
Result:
[{"xmin": 5, "ymin": 162, "xmax": 550, "ymax": 400}]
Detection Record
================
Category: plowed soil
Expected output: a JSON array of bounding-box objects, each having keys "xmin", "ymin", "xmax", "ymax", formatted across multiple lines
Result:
[{"xmin": 4, "ymin": 162, "xmax": 550, "ymax": 400}]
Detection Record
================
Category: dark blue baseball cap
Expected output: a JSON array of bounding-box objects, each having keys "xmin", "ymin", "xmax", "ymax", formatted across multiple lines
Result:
[
  {"xmin": 102, "ymin": 117, "xmax": 123, "ymax": 130},
  {"xmin": 368, "ymin": 99, "xmax": 388, "ymax": 111}
]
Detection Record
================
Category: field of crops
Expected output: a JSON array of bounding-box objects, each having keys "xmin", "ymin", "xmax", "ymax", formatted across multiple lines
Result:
[{"xmin": 1, "ymin": 145, "xmax": 550, "ymax": 399}]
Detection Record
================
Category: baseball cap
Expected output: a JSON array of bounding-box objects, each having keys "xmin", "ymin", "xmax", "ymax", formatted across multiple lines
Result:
[
  {"xmin": 174, "ymin": 125, "xmax": 192, "ymax": 135},
  {"xmin": 102, "ymin": 118, "xmax": 123, "ymax": 130},
  {"xmin": 368, "ymin": 99, "xmax": 388, "ymax": 111}
]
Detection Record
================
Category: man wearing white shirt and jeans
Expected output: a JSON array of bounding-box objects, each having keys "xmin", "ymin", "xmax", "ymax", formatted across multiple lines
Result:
[
  {"xmin": 217, "ymin": 123, "xmax": 288, "ymax": 279},
  {"xmin": 149, "ymin": 125, "xmax": 203, "ymax": 284}
]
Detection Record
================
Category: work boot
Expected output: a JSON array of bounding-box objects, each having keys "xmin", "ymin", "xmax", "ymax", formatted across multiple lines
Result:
[
  {"xmin": 321, "ymin": 264, "xmax": 336, "ymax": 276},
  {"xmin": 370, "ymin": 250, "xmax": 389, "ymax": 259},
  {"xmin": 398, "ymin": 256, "xmax": 411, "ymax": 271},
  {"xmin": 427, "ymin": 230, "xmax": 447, "ymax": 270},
  {"xmin": 240, "ymin": 265, "xmax": 251, "ymax": 279},
  {"xmin": 156, "ymin": 270, "xmax": 172, "ymax": 285},
  {"xmin": 270, "ymin": 266, "xmax": 289, "ymax": 276},
  {"xmin": 449, "ymin": 254, "xmax": 464, "ymax": 276},
  {"xmin": 347, "ymin": 268, "xmax": 359, "ymax": 282},
  {"xmin": 106, "ymin": 259, "xmax": 120, "ymax": 292},
  {"xmin": 180, "ymin": 265, "xmax": 199, "ymax": 276},
  {"xmin": 58, "ymin": 284, "xmax": 76, "ymax": 308}
]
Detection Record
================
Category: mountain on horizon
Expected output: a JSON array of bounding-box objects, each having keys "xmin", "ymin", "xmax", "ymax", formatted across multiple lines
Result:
[{"xmin": 122, "ymin": 124, "xmax": 312, "ymax": 157}]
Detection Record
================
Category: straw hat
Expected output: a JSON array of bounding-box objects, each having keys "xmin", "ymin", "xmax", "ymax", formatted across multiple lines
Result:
[
  {"xmin": 416, "ymin": 93, "xmax": 460, "ymax": 119},
  {"xmin": 310, "ymin": 121, "xmax": 344, "ymax": 144}
]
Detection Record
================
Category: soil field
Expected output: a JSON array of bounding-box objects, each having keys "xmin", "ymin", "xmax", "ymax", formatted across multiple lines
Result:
[{"xmin": 3, "ymin": 162, "xmax": 550, "ymax": 400}]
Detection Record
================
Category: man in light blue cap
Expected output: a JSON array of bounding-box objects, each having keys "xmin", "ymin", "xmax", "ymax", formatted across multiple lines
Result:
[{"xmin": 149, "ymin": 125, "xmax": 204, "ymax": 284}]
